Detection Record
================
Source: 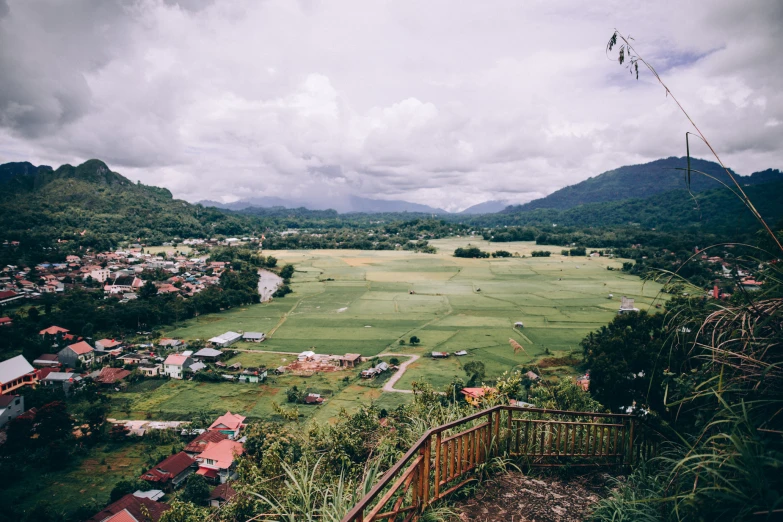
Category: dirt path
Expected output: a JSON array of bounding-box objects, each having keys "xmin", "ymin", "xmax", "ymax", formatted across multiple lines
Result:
[
  {"xmin": 381, "ymin": 353, "xmax": 419, "ymax": 393},
  {"xmin": 453, "ymin": 470, "xmax": 614, "ymax": 522}
]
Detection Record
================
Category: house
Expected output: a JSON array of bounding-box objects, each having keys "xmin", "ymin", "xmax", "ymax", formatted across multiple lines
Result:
[
  {"xmin": 193, "ymin": 348, "xmax": 223, "ymax": 361},
  {"xmin": 139, "ymin": 364, "xmax": 163, "ymax": 377},
  {"xmin": 86, "ymin": 493, "xmax": 171, "ymax": 522},
  {"xmin": 0, "ymin": 290, "xmax": 23, "ymax": 306},
  {"xmin": 118, "ymin": 353, "xmax": 145, "ymax": 366},
  {"xmin": 158, "ymin": 338, "xmax": 183, "ymax": 348},
  {"xmin": 208, "ymin": 331, "xmax": 242, "ymax": 347},
  {"xmin": 461, "ymin": 387, "xmax": 497, "ymax": 405},
  {"xmin": 209, "ymin": 483, "xmax": 237, "ymax": 508},
  {"xmin": 163, "ymin": 354, "xmax": 193, "ymax": 379},
  {"xmin": 431, "ymin": 352, "xmax": 449, "ymax": 358},
  {"xmin": 58, "ymin": 341, "xmax": 95, "ymax": 366},
  {"xmin": 0, "ymin": 355, "xmax": 37, "ymax": 395},
  {"xmin": 196, "ymin": 439, "xmax": 245, "ymax": 483},
  {"xmin": 187, "ymin": 361, "xmax": 206, "ymax": 373},
  {"xmin": 40, "ymin": 371, "xmax": 81, "ymax": 393},
  {"xmin": 361, "ymin": 362, "xmax": 389, "ymax": 379},
  {"xmin": 140, "ymin": 452, "xmax": 197, "ymax": 491},
  {"xmin": 32, "ymin": 354, "xmax": 61, "ymax": 367},
  {"xmin": 298, "ymin": 350, "xmax": 315, "ymax": 362},
  {"xmin": 339, "ymin": 353, "xmax": 362, "ymax": 368},
  {"xmin": 85, "ymin": 268, "xmax": 111, "ymax": 282},
  {"xmin": 304, "ymin": 393, "xmax": 324, "ymax": 404},
  {"xmin": 238, "ymin": 368, "xmax": 267, "ymax": 383},
  {"xmin": 208, "ymin": 411, "xmax": 246, "ymax": 439},
  {"xmin": 0, "ymin": 316, "xmax": 12, "ymax": 327},
  {"xmin": 618, "ymin": 296, "xmax": 640, "ymax": 314},
  {"xmin": 576, "ymin": 373, "xmax": 590, "ymax": 391},
  {"xmin": 39, "ymin": 325, "xmax": 69, "ymax": 337},
  {"xmin": 132, "ymin": 489, "xmax": 165, "ymax": 501},
  {"xmin": 454, "ymin": 350, "xmax": 468, "ymax": 356},
  {"xmin": 514, "ymin": 321, "xmax": 524, "ymax": 328},
  {"xmin": 242, "ymin": 332, "xmax": 265, "ymax": 342},
  {"xmin": 96, "ymin": 339, "xmax": 123, "ymax": 351},
  {"xmin": 184, "ymin": 430, "xmax": 229, "ymax": 456},
  {"xmin": 525, "ymin": 371, "xmax": 540, "ymax": 381},
  {"xmin": 95, "ymin": 367, "xmax": 132, "ymax": 385},
  {"xmin": 0, "ymin": 394, "xmax": 25, "ymax": 428}
]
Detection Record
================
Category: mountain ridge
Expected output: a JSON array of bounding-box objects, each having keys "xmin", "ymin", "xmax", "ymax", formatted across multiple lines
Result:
[{"xmin": 503, "ymin": 157, "xmax": 782, "ymax": 214}]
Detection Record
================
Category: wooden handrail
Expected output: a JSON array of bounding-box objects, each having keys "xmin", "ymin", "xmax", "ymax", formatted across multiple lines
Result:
[{"xmin": 342, "ymin": 405, "xmax": 642, "ymax": 522}]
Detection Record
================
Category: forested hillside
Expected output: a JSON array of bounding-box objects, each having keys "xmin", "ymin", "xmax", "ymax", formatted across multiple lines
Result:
[
  {"xmin": 472, "ymin": 179, "xmax": 783, "ymax": 242},
  {"xmin": 0, "ymin": 159, "xmax": 253, "ymax": 245},
  {"xmin": 503, "ymin": 157, "xmax": 782, "ymax": 212}
]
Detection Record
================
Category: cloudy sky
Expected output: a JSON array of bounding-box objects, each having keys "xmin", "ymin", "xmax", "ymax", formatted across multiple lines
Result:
[{"xmin": 0, "ymin": 0, "xmax": 781, "ymax": 211}]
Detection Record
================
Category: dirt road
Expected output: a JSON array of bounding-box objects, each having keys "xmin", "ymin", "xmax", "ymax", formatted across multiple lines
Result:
[{"xmin": 382, "ymin": 353, "xmax": 419, "ymax": 393}]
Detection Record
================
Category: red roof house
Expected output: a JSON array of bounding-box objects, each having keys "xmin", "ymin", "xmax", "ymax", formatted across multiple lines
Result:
[
  {"xmin": 57, "ymin": 341, "xmax": 95, "ymax": 366},
  {"xmin": 95, "ymin": 367, "xmax": 132, "ymax": 385},
  {"xmin": 208, "ymin": 411, "xmax": 246, "ymax": 439},
  {"xmin": 39, "ymin": 325, "xmax": 69, "ymax": 336},
  {"xmin": 0, "ymin": 317, "xmax": 12, "ymax": 327},
  {"xmin": 197, "ymin": 439, "xmax": 244, "ymax": 483},
  {"xmin": 86, "ymin": 494, "xmax": 170, "ymax": 522},
  {"xmin": 184, "ymin": 430, "xmax": 229, "ymax": 455},
  {"xmin": 140, "ymin": 452, "xmax": 197, "ymax": 490}
]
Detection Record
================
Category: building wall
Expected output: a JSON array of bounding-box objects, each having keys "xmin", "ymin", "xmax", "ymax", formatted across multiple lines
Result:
[{"xmin": 0, "ymin": 395, "xmax": 24, "ymax": 428}]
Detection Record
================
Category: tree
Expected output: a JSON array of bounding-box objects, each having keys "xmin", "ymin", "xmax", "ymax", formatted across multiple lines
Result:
[
  {"xmin": 110, "ymin": 479, "xmax": 149, "ymax": 502},
  {"xmin": 139, "ymin": 280, "xmax": 158, "ymax": 300},
  {"xmin": 409, "ymin": 336, "xmax": 420, "ymax": 345},
  {"xmin": 35, "ymin": 401, "xmax": 74, "ymax": 444},
  {"xmin": 581, "ymin": 310, "xmax": 668, "ymax": 412},
  {"xmin": 181, "ymin": 474, "xmax": 210, "ymax": 505},
  {"xmin": 279, "ymin": 264, "xmax": 295, "ymax": 279},
  {"xmin": 463, "ymin": 360, "xmax": 486, "ymax": 386},
  {"xmin": 84, "ymin": 402, "xmax": 109, "ymax": 439},
  {"xmin": 398, "ymin": 339, "xmax": 405, "ymax": 346}
]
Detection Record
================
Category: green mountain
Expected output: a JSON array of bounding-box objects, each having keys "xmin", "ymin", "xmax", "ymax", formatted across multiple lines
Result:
[
  {"xmin": 488, "ymin": 179, "xmax": 783, "ymax": 238},
  {"xmin": 0, "ymin": 159, "xmax": 251, "ymax": 244},
  {"xmin": 504, "ymin": 157, "xmax": 782, "ymax": 213}
]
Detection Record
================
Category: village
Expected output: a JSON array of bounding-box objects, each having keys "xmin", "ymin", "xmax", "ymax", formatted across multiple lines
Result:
[{"xmin": 0, "ymin": 238, "xmax": 259, "ymax": 306}]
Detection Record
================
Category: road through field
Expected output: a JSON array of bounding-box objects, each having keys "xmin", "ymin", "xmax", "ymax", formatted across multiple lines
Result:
[{"xmin": 382, "ymin": 353, "xmax": 419, "ymax": 393}]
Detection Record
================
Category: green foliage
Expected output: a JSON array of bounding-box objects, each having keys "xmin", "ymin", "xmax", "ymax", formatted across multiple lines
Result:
[
  {"xmin": 531, "ymin": 250, "xmax": 551, "ymax": 257},
  {"xmin": 181, "ymin": 474, "xmax": 211, "ymax": 505},
  {"xmin": 453, "ymin": 246, "xmax": 489, "ymax": 258},
  {"xmin": 490, "ymin": 250, "xmax": 512, "ymax": 258},
  {"xmin": 462, "ymin": 360, "xmax": 486, "ymax": 387},
  {"xmin": 409, "ymin": 335, "xmax": 420, "ymax": 345},
  {"xmin": 109, "ymin": 479, "xmax": 149, "ymax": 502},
  {"xmin": 581, "ymin": 311, "xmax": 669, "ymax": 412}
]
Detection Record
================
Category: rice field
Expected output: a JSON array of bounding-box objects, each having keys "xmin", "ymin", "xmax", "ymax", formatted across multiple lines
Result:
[{"xmin": 157, "ymin": 239, "xmax": 664, "ymax": 417}]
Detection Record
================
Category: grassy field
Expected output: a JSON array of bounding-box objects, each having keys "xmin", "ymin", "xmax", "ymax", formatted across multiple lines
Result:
[
  {"xmin": 156, "ymin": 240, "xmax": 664, "ymax": 417},
  {"xmin": 3, "ymin": 438, "xmax": 178, "ymax": 519}
]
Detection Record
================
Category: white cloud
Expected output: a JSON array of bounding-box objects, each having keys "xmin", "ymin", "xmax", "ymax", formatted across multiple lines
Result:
[{"xmin": 0, "ymin": 0, "xmax": 781, "ymax": 211}]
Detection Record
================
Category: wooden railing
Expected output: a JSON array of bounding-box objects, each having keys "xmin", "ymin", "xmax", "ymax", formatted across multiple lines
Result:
[{"xmin": 342, "ymin": 405, "xmax": 658, "ymax": 522}]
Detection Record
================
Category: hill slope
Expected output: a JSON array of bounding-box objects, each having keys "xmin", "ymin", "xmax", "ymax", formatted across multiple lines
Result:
[
  {"xmin": 0, "ymin": 159, "xmax": 251, "ymax": 243},
  {"xmin": 488, "ymin": 180, "xmax": 783, "ymax": 237},
  {"xmin": 504, "ymin": 157, "xmax": 782, "ymax": 213}
]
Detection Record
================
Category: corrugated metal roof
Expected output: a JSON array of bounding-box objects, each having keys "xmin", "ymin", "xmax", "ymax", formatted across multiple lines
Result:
[{"xmin": 0, "ymin": 355, "xmax": 34, "ymax": 383}]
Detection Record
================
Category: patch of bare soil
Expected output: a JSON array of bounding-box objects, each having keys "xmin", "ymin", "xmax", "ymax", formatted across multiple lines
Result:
[{"xmin": 453, "ymin": 471, "xmax": 616, "ymax": 522}]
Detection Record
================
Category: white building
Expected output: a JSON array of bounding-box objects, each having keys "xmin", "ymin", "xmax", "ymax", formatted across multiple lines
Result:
[
  {"xmin": 164, "ymin": 354, "xmax": 194, "ymax": 379},
  {"xmin": 208, "ymin": 332, "xmax": 242, "ymax": 348}
]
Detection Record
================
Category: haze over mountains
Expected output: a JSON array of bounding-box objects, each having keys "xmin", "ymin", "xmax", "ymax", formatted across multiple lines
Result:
[{"xmin": 198, "ymin": 156, "xmax": 781, "ymax": 215}]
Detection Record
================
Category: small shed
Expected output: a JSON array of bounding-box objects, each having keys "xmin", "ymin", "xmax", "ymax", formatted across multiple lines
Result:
[
  {"xmin": 242, "ymin": 332, "xmax": 266, "ymax": 342},
  {"xmin": 514, "ymin": 322, "xmax": 524, "ymax": 328},
  {"xmin": 340, "ymin": 353, "xmax": 362, "ymax": 368},
  {"xmin": 431, "ymin": 352, "xmax": 449, "ymax": 358}
]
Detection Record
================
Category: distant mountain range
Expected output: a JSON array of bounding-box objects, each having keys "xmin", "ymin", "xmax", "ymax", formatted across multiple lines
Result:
[
  {"xmin": 199, "ymin": 195, "xmax": 449, "ymax": 214},
  {"xmin": 458, "ymin": 200, "xmax": 512, "ymax": 214}
]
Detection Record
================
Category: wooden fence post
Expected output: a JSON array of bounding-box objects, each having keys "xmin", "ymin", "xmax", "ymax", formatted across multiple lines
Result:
[{"xmin": 434, "ymin": 432, "xmax": 442, "ymax": 501}]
